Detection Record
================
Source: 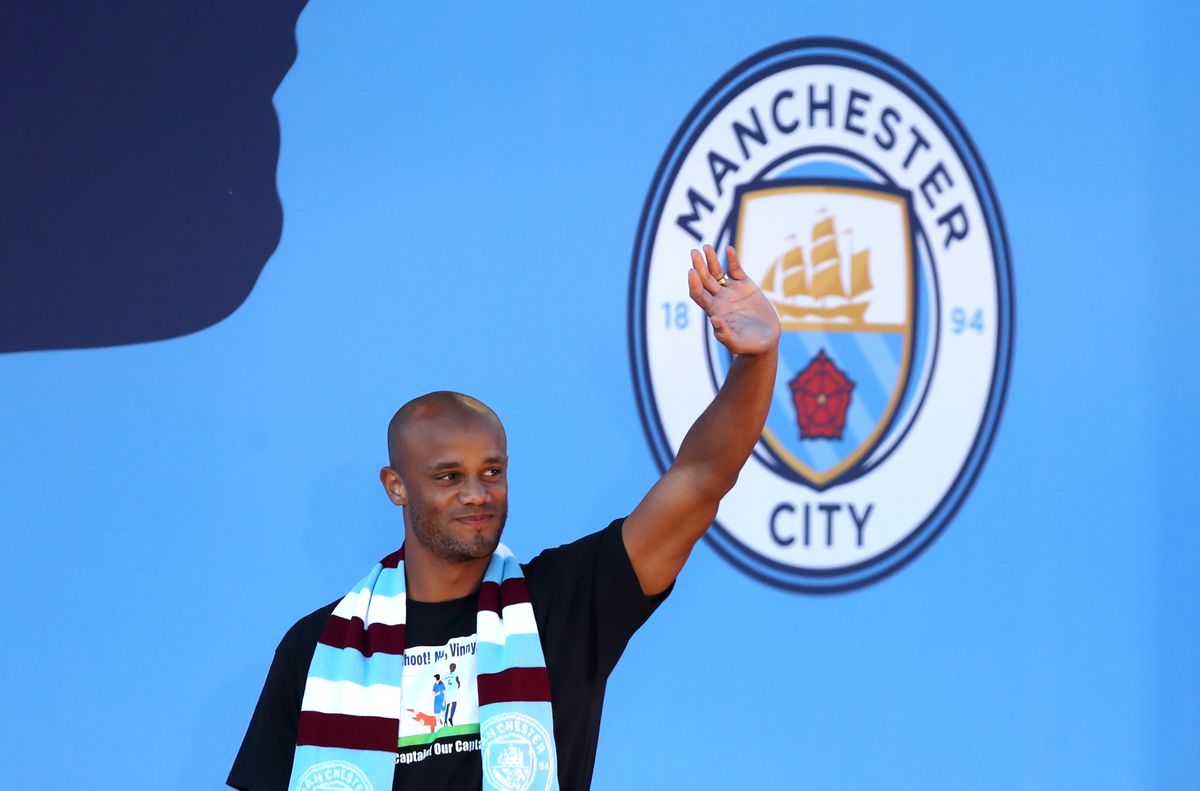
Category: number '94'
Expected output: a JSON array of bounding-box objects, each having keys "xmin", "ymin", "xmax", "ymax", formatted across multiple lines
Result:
[{"xmin": 951, "ymin": 308, "xmax": 984, "ymax": 334}]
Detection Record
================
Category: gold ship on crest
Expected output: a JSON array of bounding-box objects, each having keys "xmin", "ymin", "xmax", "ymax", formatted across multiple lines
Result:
[{"xmin": 762, "ymin": 211, "xmax": 873, "ymax": 329}]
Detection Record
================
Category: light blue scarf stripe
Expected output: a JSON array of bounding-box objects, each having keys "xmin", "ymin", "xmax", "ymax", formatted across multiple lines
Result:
[
  {"xmin": 347, "ymin": 563, "xmax": 388, "ymax": 597},
  {"xmin": 483, "ymin": 550, "xmax": 506, "ymax": 584},
  {"xmin": 340, "ymin": 564, "xmax": 405, "ymax": 601},
  {"xmin": 373, "ymin": 565, "xmax": 405, "ymax": 595}
]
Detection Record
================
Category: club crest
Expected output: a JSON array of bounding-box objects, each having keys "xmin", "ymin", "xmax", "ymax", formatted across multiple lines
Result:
[
  {"xmin": 629, "ymin": 39, "xmax": 1013, "ymax": 592},
  {"xmin": 726, "ymin": 179, "xmax": 915, "ymax": 488},
  {"xmin": 480, "ymin": 712, "xmax": 556, "ymax": 791}
]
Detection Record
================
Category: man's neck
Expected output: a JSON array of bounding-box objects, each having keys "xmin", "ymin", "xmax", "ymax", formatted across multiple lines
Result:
[{"xmin": 403, "ymin": 541, "xmax": 490, "ymax": 602}]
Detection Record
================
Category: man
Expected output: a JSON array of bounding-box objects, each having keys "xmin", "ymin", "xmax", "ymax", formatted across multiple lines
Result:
[
  {"xmin": 227, "ymin": 245, "xmax": 781, "ymax": 791},
  {"xmin": 443, "ymin": 663, "xmax": 461, "ymax": 727},
  {"xmin": 432, "ymin": 675, "xmax": 446, "ymax": 728}
]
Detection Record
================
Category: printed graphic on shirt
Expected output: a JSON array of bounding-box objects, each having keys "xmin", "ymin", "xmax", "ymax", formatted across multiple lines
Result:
[{"xmin": 397, "ymin": 634, "xmax": 481, "ymax": 765}]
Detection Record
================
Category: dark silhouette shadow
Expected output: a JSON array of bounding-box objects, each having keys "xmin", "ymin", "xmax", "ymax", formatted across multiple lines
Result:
[{"xmin": 0, "ymin": 0, "xmax": 309, "ymax": 353}]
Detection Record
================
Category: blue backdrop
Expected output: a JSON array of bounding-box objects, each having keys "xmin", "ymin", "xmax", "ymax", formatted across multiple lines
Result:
[{"xmin": 2, "ymin": 2, "xmax": 1197, "ymax": 789}]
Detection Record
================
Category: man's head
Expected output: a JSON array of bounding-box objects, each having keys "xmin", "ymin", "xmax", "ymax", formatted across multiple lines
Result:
[{"xmin": 379, "ymin": 392, "xmax": 508, "ymax": 564}]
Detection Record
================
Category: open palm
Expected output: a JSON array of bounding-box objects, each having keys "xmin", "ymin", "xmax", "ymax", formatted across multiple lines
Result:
[{"xmin": 687, "ymin": 245, "xmax": 781, "ymax": 356}]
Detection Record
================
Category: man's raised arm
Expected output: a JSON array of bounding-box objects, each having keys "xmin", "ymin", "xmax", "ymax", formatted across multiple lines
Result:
[{"xmin": 623, "ymin": 244, "xmax": 782, "ymax": 595}]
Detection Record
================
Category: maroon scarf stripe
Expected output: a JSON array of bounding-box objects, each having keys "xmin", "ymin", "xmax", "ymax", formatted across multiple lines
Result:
[
  {"xmin": 477, "ymin": 666, "xmax": 552, "ymax": 706},
  {"xmin": 297, "ymin": 711, "xmax": 398, "ymax": 752},
  {"xmin": 318, "ymin": 615, "xmax": 406, "ymax": 657},
  {"xmin": 380, "ymin": 547, "xmax": 404, "ymax": 569},
  {"xmin": 477, "ymin": 576, "xmax": 532, "ymax": 614}
]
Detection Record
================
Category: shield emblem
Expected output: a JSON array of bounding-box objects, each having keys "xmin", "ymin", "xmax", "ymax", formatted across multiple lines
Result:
[
  {"xmin": 484, "ymin": 736, "xmax": 537, "ymax": 791},
  {"xmin": 719, "ymin": 179, "xmax": 916, "ymax": 489}
]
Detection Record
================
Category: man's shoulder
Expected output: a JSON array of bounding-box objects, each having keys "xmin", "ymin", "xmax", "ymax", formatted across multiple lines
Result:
[
  {"xmin": 520, "ymin": 517, "xmax": 625, "ymax": 578},
  {"xmin": 275, "ymin": 598, "xmax": 340, "ymax": 660},
  {"xmin": 518, "ymin": 517, "xmax": 661, "ymax": 618}
]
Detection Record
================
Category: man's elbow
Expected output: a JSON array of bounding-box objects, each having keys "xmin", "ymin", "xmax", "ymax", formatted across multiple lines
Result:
[{"xmin": 678, "ymin": 465, "xmax": 739, "ymax": 504}]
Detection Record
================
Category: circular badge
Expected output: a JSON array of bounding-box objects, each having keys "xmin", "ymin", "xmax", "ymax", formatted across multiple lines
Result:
[
  {"xmin": 481, "ymin": 712, "xmax": 556, "ymax": 791},
  {"xmin": 629, "ymin": 38, "xmax": 1013, "ymax": 592}
]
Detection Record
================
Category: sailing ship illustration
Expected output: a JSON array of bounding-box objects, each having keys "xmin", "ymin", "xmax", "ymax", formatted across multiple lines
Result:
[
  {"xmin": 761, "ymin": 210, "xmax": 873, "ymax": 325},
  {"xmin": 495, "ymin": 744, "xmax": 532, "ymax": 785}
]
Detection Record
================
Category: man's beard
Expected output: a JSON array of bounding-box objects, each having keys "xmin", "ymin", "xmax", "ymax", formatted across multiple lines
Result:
[{"xmin": 406, "ymin": 501, "xmax": 507, "ymax": 562}]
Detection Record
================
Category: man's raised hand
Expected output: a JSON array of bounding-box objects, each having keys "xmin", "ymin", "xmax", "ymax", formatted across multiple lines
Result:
[{"xmin": 687, "ymin": 245, "xmax": 782, "ymax": 356}]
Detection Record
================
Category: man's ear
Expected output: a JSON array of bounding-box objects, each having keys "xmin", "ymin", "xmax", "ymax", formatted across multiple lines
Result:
[{"xmin": 379, "ymin": 466, "xmax": 407, "ymax": 506}]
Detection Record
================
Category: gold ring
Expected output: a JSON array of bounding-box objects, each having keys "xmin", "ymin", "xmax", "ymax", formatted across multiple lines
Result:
[{"xmin": 717, "ymin": 274, "xmax": 729, "ymax": 286}]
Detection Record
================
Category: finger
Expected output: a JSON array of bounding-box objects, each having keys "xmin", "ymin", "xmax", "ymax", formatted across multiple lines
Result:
[
  {"xmin": 727, "ymin": 246, "xmax": 749, "ymax": 281},
  {"xmin": 691, "ymin": 248, "xmax": 722, "ymax": 295},
  {"xmin": 704, "ymin": 244, "xmax": 725, "ymax": 281},
  {"xmin": 687, "ymin": 269, "xmax": 714, "ymax": 310}
]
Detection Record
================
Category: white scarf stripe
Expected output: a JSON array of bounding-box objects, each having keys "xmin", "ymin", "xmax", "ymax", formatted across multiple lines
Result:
[
  {"xmin": 476, "ymin": 602, "xmax": 538, "ymax": 644},
  {"xmin": 300, "ymin": 677, "xmax": 404, "ymax": 719}
]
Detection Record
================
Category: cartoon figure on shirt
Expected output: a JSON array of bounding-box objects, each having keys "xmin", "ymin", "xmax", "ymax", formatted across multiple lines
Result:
[
  {"xmin": 432, "ymin": 674, "xmax": 446, "ymax": 729},
  {"xmin": 406, "ymin": 708, "xmax": 438, "ymax": 733},
  {"xmin": 442, "ymin": 662, "xmax": 461, "ymax": 727}
]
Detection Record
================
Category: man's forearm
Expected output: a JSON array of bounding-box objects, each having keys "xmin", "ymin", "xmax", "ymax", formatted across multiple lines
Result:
[
  {"xmin": 672, "ymin": 347, "xmax": 778, "ymax": 496},
  {"xmin": 622, "ymin": 246, "xmax": 781, "ymax": 594}
]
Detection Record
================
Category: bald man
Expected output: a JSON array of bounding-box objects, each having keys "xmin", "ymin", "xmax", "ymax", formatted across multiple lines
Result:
[{"xmin": 229, "ymin": 245, "xmax": 781, "ymax": 791}]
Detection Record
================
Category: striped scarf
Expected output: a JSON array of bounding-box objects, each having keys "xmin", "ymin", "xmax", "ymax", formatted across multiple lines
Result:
[{"xmin": 287, "ymin": 544, "xmax": 559, "ymax": 791}]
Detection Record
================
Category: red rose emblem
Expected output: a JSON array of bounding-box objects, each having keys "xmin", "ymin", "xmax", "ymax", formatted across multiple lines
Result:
[{"xmin": 789, "ymin": 349, "xmax": 855, "ymax": 440}]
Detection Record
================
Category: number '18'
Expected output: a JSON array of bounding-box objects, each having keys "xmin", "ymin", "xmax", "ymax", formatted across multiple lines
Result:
[{"xmin": 662, "ymin": 302, "xmax": 689, "ymax": 329}]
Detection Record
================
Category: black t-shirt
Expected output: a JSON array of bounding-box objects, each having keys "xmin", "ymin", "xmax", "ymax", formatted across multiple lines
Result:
[{"xmin": 228, "ymin": 519, "xmax": 669, "ymax": 791}]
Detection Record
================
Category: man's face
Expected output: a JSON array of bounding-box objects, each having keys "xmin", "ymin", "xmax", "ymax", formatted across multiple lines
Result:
[{"xmin": 393, "ymin": 414, "xmax": 509, "ymax": 563}]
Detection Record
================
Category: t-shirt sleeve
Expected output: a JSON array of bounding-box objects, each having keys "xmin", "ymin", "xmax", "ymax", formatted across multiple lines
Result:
[
  {"xmin": 227, "ymin": 603, "xmax": 334, "ymax": 791},
  {"xmin": 524, "ymin": 518, "xmax": 672, "ymax": 681}
]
